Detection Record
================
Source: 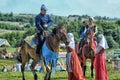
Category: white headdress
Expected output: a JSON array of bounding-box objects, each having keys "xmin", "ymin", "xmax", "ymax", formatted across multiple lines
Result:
[
  {"xmin": 98, "ymin": 34, "xmax": 109, "ymax": 49},
  {"xmin": 68, "ymin": 33, "xmax": 75, "ymax": 49},
  {"xmin": 89, "ymin": 17, "xmax": 94, "ymax": 21}
]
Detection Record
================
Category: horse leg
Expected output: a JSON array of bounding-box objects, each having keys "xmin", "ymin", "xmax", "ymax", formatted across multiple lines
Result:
[
  {"xmin": 21, "ymin": 53, "xmax": 28, "ymax": 80},
  {"xmin": 44, "ymin": 64, "xmax": 52, "ymax": 80},
  {"xmin": 81, "ymin": 62, "xmax": 86, "ymax": 77},
  {"xmin": 48, "ymin": 60, "xmax": 53, "ymax": 80},
  {"xmin": 81, "ymin": 63, "xmax": 84, "ymax": 75},
  {"xmin": 83, "ymin": 65, "xmax": 86, "ymax": 76},
  {"xmin": 43, "ymin": 59, "xmax": 52, "ymax": 80},
  {"xmin": 21, "ymin": 62, "xmax": 26, "ymax": 80},
  {"xmin": 91, "ymin": 64, "xmax": 94, "ymax": 78},
  {"xmin": 41, "ymin": 60, "xmax": 46, "ymax": 72},
  {"xmin": 30, "ymin": 58, "xmax": 39, "ymax": 80},
  {"xmin": 91, "ymin": 58, "xmax": 94, "ymax": 78},
  {"xmin": 83, "ymin": 59, "xmax": 86, "ymax": 77}
]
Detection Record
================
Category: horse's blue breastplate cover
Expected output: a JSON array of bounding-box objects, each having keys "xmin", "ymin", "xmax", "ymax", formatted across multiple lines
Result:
[{"xmin": 42, "ymin": 41, "xmax": 58, "ymax": 68}]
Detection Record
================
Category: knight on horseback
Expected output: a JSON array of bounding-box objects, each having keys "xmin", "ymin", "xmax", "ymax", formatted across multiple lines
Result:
[
  {"xmin": 78, "ymin": 20, "xmax": 89, "ymax": 51},
  {"xmin": 88, "ymin": 17, "xmax": 98, "ymax": 52},
  {"xmin": 78, "ymin": 17, "xmax": 98, "ymax": 77},
  {"xmin": 35, "ymin": 4, "xmax": 54, "ymax": 57},
  {"xmin": 78, "ymin": 17, "xmax": 98, "ymax": 54}
]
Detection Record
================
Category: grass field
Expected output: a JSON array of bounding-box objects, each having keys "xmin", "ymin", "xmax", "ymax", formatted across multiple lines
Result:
[
  {"xmin": 0, "ymin": 59, "xmax": 120, "ymax": 80},
  {"xmin": 0, "ymin": 47, "xmax": 17, "ymax": 53},
  {"xmin": 0, "ymin": 29, "xmax": 24, "ymax": 35}
]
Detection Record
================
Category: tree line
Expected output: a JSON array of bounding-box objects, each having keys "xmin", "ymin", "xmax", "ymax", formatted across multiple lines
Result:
[
  {"xmin": 0, "ymin": 12, "xmax": 34, "ymax": 24},
  {"xmin": 65, "ymin": 20, "xmax": 120, "ymax": 48},
  {"xmin": 1, "ymin": 20, "xmax": 120, "ymax": 48},
  {"xmin": 0, "ymin": 23, "xmax": 24, "ymax": 30},
  {"xmin": 0, "ymin": 28, "xmax": 35, "ymax": 47},
  {"xmin": 0, "ymin": 12, "xmax": 120, "ymax": 48}
]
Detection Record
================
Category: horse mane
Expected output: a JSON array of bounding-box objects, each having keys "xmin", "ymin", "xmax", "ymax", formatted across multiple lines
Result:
[
  {"xmin": 52, "ymin": 27, "xmax": 57, "ymax": 34},
  {"xmin": 20, "ymin": 40, "xmax": 34, "ymax": 49}
]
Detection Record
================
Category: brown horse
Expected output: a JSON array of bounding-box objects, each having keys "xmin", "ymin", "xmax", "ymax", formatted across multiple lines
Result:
[
  {"xmin": 78, "ymin": 27, "xmax": 96, "ymax": 78},
  {"xmin": 17, "ymin": 24, "xmax": 69, "ymax": 80}
]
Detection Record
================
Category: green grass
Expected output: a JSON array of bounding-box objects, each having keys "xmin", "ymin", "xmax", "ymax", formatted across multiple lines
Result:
[
  {"xmin": 0, "ymin": 47, "xmax": 16, "ymax": 53},
  {"xmin": 0, "ymin": 71, "xmax": 68, "ymax": 80},
  {"xmin": 0, "ymin": 21, "xmax": 27, "ymax": 27},
  {"xmin": 0, "ymin": 58, "xmax": 17, "ymax": 70},
  {"xmin": 6, "ymin": 47, "xmax": 16, "ymax": 53},
  {"xmin": 0, "ymin": 59, "xmax": 120, "ymax": 80},
  {"xmin": 0, "ymin": 29, "xmax": 24, "ymax": 35}
]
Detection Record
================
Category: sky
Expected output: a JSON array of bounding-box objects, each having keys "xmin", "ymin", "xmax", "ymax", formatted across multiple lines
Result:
[{"xmin": 0, "ymin": 0, "xmax": 120, "ymax": 18}]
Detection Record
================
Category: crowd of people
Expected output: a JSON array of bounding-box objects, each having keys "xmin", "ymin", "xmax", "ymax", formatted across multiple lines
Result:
[{"xmin": 1, "ymin": 62, "xmax": 21, "ymax": 72}]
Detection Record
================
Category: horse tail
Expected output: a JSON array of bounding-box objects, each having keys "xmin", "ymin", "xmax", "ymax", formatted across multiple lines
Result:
[
  {"xmin": 24, "ymin": 41, "xmax": 28, "ymax": 55},
  {"xmin": 16, "ymin": 41, "xmax": 25, "ymax": 63}
]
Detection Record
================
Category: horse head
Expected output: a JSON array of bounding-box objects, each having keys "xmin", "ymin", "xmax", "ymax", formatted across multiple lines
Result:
[
  {"xmin": 84, "ymin": 27, "xmax": 93, "ymax": 45},
  {"xmin": 52, "ymin": 23, "xmax": 69, "ymax": 45}
]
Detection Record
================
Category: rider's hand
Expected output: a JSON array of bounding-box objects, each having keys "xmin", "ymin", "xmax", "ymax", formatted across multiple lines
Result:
[
  {"xmin": 43, "ymin": 30, "xmax": 47, "ymax": 33},
  {"xmin": 43, "ymin": 24, "xmax": 48, "ymax": 28},
  {"xmin": 35, "ymin": 28, "xmax": 40, "ymax": 33},
  {"xmin": 43, "ymin": 30, "xmax": 48, "ymax": 37}
]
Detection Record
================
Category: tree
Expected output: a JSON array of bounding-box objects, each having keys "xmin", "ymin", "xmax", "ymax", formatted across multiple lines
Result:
[
  {"xmin": 0, "ymin": 12, "xmax": 3, "ymax": 17},
  {"xmin": 9, "ymin": 12, "xmax": 13, "ymax": 17},
  {"xmin": 29, "ymin": 18, "xmax": 34, "ymax": 26},
  {"xmin": 116, "ymin": 19, "xmax": 120, "ymax": 25},
  {"xmin": 23, "ymin": 28, "xmax": 35, "ymax": 39},
  {"xmin": 24, "ymin": 24, "xmax": 31, "ymax": 28},
  {"xmin": 4, "ymin": 13, "xmax": 9, "ymax": 17},
  {"xmin": 106, "ymin": 36, "xmax": 119, "ymax": 48}
]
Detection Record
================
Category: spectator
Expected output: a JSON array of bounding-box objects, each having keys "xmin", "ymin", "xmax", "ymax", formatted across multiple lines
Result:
[{"xmin": 2, "ymin": 66, "xmax": 7, "ymax": 72}]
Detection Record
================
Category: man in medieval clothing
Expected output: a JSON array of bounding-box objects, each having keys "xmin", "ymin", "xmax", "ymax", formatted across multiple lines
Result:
[{"xmin": 35, "ymin": 4, "xmax": 53, "ymax": 57}]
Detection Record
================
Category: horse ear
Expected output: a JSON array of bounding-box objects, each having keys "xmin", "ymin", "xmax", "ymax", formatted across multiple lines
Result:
[{"xmin": 52, "ymin": 28, "xmax": 57, "ymax": 34}]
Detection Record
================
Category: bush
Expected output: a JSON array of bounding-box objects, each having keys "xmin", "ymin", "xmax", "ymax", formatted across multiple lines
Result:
[
  {"xmin": 0, "ymin": 32, "xmax": 23, "ymax": 47},
  {"xmin": 106, "ymin": 36, "xmax": 119, "ymax": 48},
  {"xmin": 0, "ymin": 23, "xmax": 24, "ymax": 30}
]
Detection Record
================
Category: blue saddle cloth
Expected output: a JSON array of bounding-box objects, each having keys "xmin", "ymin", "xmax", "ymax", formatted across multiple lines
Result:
[{"xmin": 42, "ymin": 41, "xmax": 58, "ymax": 68}]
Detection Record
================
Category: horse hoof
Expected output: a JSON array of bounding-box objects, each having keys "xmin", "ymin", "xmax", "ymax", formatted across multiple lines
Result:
[
  {"xmin": 22, "ymin": 79, "xmax": 25, "ymax": 80},
  {"xmin": 34, "ymin": 74, "xmax": 38, "ymax": 80}
]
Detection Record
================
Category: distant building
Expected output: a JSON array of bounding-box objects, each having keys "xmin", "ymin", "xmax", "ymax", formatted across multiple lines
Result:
[{"xmin": 67, "ymin": 15, "xmax": 81, "ymax": 22}]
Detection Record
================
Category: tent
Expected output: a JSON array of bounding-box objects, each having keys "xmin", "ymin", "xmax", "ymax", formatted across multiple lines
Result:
[{"xmin": 0, "ymin": 38, "xmax": 10, "ymax": 47}]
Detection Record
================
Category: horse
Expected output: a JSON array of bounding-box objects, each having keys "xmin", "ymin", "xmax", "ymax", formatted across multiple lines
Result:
[
  {"xmin": 17, "ymin": 24, "xmax": 69, "ymax": 80},
  {"xmin": 78, "ymin": 27, "xmax": 96, "ymax": 78}
]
